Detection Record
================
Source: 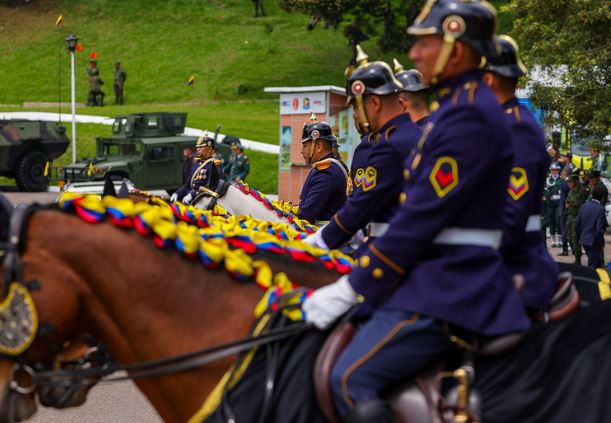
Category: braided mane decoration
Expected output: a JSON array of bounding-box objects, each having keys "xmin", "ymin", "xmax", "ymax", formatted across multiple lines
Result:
[
  {"xmin": 234, "ymin": 181, "xmax": 316, "ymax": 234},
  {"xmin": 58, "ymin": 193, "xmax": 354, "ymax": 280}
]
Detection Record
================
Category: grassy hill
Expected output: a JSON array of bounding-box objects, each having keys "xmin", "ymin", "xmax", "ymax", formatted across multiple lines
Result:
[{"xmin": 0, "ymin": 0, "xmax": 512, "ymax": 192}]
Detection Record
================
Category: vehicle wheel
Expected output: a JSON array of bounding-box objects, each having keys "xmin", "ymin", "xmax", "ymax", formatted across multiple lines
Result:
[{"xmin": 15, "ymin": 151, "xmax": 49, "ymax": 192}]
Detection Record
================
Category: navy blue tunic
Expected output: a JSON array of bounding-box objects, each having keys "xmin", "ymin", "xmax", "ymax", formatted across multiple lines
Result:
[
  {"xmin": 347, "ymin": 71, "xmax": 530, "ymax": 336},
  {"xmin": 174, "ymin": 158, "xmax": 215, "ymax": 200},
  {"xmin": 297, "ymin": 153, "xmax": 348, "ymax": 224},
  {"xmin": 500, "ymin": 97, "xmax": 559, "ymax": 310},
  {"xmin": 321, "ymin": 113, "xmax": 422, "ymax": 248}
]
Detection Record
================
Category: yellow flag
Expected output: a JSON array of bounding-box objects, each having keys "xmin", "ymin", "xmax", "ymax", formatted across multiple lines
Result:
[
  {"xmin": 44, "ymin": 161, "xmax": 50, "ymax": 177},
  {"xmin": 55, "ymin": 14, "xmax": 63, "ymax": 26},
  {"xmin": 187, "ymin": 75, "xmax": 195, "ymax": 86},
  {"xmin": 87, "ymin": 162, "xmax": 93, "ymax": 177}
]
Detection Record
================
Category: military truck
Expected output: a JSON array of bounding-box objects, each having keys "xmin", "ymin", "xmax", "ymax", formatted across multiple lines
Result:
[
  {"xmin": 0, "ymin": 120, "xmax": 69, "ymax": 191},
  {"xmin": 60, "ymin": 112, "xmax": 230, "ymax": 193}
]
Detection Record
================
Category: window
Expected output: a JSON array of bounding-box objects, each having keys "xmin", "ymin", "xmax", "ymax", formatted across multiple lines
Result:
[
  {"xmin": 149, "ymin": 146, "xmax": 173, "ymax": 160},
  {"xmin": 147, "ymin": 117, "xmax": 159, "ymax": 128}
]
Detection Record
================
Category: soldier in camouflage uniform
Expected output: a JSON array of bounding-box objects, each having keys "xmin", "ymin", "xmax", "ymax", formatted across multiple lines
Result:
[
  {"xmin": 566, "ymin": 174, "xmax": 590, "ymax": 264},
  {"xmin": 223, "ymin": 141, "xmax": 250, "ymax": 182},
  {"xmin": 544, "ymin": 162, "xmax": 562, "ymax": 246},
  {"xmin": 87, "ymin": 63, "xmax": 105, "ymax": 107},
  {"xmin": 113, "ymin": 61, "xmax": 127, "ymax": 105}
]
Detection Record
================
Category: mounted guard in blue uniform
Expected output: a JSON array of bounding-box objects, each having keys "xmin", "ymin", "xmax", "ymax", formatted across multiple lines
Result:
[
  {"xmin": 296, "ymin": 117, "xmax": 348, "ymax": 225},
  {"xmin": 171, "ymin": 133, "xmax": 218, "ymax": 205},
  {"xmin": 394, "ymin": 59, "xmax": 431, "ymax": 127},
  {"xmin": 483, "ymin": 34, "xmax": 559, "ymax": 312},
  {"xmin": 303, "ymin": 1, "xmax": 530, "ymax": 419},
  {"xmin": 304, "ymin": 47, "xmax": 422, "ymax": 252}
]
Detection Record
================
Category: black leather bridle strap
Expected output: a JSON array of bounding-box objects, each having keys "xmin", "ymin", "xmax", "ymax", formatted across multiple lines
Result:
[
  {"xmin": 33, "ymin": 322, "xmax": 311, "ymax": 386},
  {"xmin": 3, "ymin": 204, "xmax": 34, "ymax": 298}
]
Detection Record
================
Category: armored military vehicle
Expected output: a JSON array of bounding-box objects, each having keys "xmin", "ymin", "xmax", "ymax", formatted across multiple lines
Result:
[
  {"xmin": 0, "ymin": 120, "xmax": 69, "ymax": 191},
  {"xmin": 61, "ymin": 112, "xmax": 230, "ymax": 193}
]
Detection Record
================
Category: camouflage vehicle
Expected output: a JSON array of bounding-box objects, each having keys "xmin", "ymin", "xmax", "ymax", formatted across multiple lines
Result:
[
  {"xmin": 0, "ymin": 120, "xmax": 69, "ymax": 191},
  {"xmin": 61, "ymin": 112, "xmax": 230, "ymax": 192}
]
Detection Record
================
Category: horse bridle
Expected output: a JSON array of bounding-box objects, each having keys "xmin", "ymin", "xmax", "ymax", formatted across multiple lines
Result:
[
  {"xmin": 193, "ymin": 178, "xmax": 232, "ymax": 210},
  {"xmin": 0, "ymin": 203, "xmax": 311, "ymax": 399}
]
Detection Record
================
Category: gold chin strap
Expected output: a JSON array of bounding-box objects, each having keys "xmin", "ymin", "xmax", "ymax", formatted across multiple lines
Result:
[
  {"xmin": 431, "ymin": 34, "xmax": 456, "ymax": 85},
  {"xmin": 355, "ymin": 95, "xmax": 370, "ymax": 132},
  {"xmin": 431, "ymin": 15, "xmax": 467, "ymax": 85},
  {"xmin": 308, "ymin": 140, "xmax": 316, "ymax": 164}
]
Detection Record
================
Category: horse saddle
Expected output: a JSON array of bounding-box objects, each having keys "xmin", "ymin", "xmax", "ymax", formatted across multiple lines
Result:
[{"xmin": 313, "ymin": 272, "xmax": 580, "ymax": 423}]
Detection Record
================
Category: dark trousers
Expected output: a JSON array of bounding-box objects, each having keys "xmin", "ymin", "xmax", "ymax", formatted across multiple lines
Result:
[
  {"xmin": 547, "ymin": 202, "xmax": 560, "ymax": 235},
  {"xmin": 114, "ymin": 84, "xmax": 124, "ymax": 105},
  {"xmin": 584, "ymin": 244, "xmax": 604, "ymax": 268},
  {"xmin": 560, "ymin": 213, "xmax": 568, "ymax": 252},
  {"xmin": 330, "ymin": 310, "xmax": 451, "ymax": 417}
]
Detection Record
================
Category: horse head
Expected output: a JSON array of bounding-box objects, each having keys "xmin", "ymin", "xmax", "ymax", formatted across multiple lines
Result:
[{"xmin": 0, "ymin": 206, "xmax": 104, "ymax": 421}]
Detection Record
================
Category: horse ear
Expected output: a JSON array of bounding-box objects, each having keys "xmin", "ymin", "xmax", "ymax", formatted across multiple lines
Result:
[
  {"xmin": 117, "ymin": 182, "xmax": 129, "ymax": 198},
  {"xmin": 102, "ymin": 177, "xmax": 117, "ymax": 197},
  {"xmin": 0, "ymin": 193, "xmax": 12, "ymax": 241}
]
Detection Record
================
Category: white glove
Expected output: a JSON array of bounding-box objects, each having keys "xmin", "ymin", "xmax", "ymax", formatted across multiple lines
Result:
[
  {"xmin": 182, "ymin": 192, "xmax": 193, "ymax": 205},
  {"xmin": 303, "ymin": 227, "xmax": 329, "ymax": 250},
  {"xmin": 347, "ymin": 229, "xmax": 365, "ymax": 250},
  {"xmin": 303, "ymin": 275, "xmax": 359, "ymax": 330},
  {"xmin": 170, "ymin": 193, "xmax": 178, "ymax": 203}
]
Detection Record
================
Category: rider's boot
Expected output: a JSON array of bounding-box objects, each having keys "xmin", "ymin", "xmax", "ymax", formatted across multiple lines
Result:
[{"xmin": 343, "ymin": 399, "xmax": 394, "ymax": 423}]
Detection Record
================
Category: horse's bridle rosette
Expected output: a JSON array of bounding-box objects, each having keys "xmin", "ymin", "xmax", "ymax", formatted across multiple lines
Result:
[{"xmin": 0, "ymin": 282, "xmax": 39, "ymax": 356}]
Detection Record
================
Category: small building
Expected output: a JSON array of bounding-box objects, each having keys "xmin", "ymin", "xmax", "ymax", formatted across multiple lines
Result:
[{"xmin": 264, "ymin": 85, "xmax": 359, "ymax": 203}]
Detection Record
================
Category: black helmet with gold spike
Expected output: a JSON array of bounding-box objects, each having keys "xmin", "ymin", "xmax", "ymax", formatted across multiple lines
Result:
[
  {"xmin": 407, "ymin": 0, "xmax": 499, "ymax": 84},
  {"xmin": 393, "ymin": 58, "xmax": 428, "ymax": 93},
  {"xmin": 484, "ymin": 35, "xmax": 527, "ymax": 79},
  {"xmin": 345, "ymin": 45, "xmax": 404, "ymax": 130}
]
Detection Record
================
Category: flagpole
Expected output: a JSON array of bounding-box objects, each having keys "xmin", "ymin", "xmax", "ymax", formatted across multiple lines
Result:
[
  {"xmin": 70, "ymin": 49, "xmax": 76, "ymax": 164},
  {"xmin": 65, "ymin": 34, "xmax": 78, "ymax": 164}
]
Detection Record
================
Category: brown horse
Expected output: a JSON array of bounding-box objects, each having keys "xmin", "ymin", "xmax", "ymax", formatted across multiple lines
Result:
[{"xmin": 0, "ymin": 205, "xmax": 339, "ymax": 423}]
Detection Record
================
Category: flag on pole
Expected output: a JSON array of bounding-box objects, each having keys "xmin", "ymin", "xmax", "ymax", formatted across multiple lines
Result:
[
  {"xmin": 87, "ymin": 162, "xmax": 93, "ymax": 177},
  {"xmin": 76, "ymin": 43, "xmax": 83, "ymax": 52},
  {"xmin": 55, "ymin": 14, "xmax": 63, "ymax": 26},
  {"xmin": 187, "ymin": 75, "xmax": 195, "ymax": 86},
  {"xmin": 90, "ymin": 51, "xmax": 97, "ymax": 60}
]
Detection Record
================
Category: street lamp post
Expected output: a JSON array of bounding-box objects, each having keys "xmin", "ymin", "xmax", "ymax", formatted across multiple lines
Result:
[{"xmin": 65, "ymin": 34, "xmax": 78, "ymax": 164}]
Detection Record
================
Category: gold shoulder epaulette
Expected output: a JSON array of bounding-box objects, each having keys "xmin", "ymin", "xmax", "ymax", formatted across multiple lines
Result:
[
  {"xmin": 213, "ymin": 159, "xmax": 221, "ymax": 166},
  {"xmin": 315, "ymin": 159, "xmax": 331, "ymax": 170}
]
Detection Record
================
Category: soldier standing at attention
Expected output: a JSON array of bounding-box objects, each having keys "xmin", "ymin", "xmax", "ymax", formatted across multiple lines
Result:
[
  {"xmin": 545, "ymin": 162, "xmax": 562, "ymax": 246},
  {"xmin": 393, "ymin": 59, "xmax": 431, "ymax": 127},
  {"xmin": 296, "ymin": 120, "xmax": 348, "ymax": 224},
  {"xmin": 87, "ymin": 60, "xmax": 105, "ymax": 106},
  {"xmin": 566, "ymin": 174, "xmax": 590, "ymax": 264},
  {"xmin": 483, "ymin": 35, "xmax": 558, "ymax": 313},
  {"xmin": 223, "ymin": 141, "xmax": 250, "ymax": 183},
  {"xmin": 576, "ymin": 184, "xmax": 608, "ymax": 268},
  {"xmin": 113, "ymin": 61, "xmax": 127, "ymax": 105},
  {"xmin": 303, "ymin": 1, "xmax": 529, "ymax": 419},
  {"xmin": 304, "ymin": 46, "xmax": 422, "ymax": 252},
  {"xmin": 171, "ymin": 134, "xmax": 217, "ymax": 205}
]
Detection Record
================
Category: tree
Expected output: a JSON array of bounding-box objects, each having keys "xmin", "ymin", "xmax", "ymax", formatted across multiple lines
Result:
[
  {"xmin": 279, "ymin": 0, "xmax": 421, "ymax": 61},
  {"xmin": 507, "ymin": 0, "xmax": 610, "ymax": 135}
]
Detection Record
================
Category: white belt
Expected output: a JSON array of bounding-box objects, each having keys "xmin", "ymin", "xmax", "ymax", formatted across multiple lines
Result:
[
  {"xmin": 550, "ymin": 195, "xmax": 561, "ymax": 200},
  {"xmin": 366, "ymin": 222, "xmax": 389, "ymax": 238},
  {"xmin": 525, "ymin": 214, "xmax": 542, "ymax": 232},
  {"xmin": 433, "ymin": 227, "xmax": 502, "ymax": 250}
]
